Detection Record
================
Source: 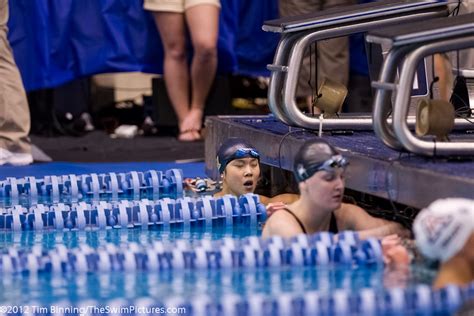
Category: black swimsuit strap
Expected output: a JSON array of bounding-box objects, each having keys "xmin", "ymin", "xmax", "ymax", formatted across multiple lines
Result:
[
  {"xmin": 329, "ymin": 212, "xmax": 338, "ymax": 234},
  {"xmin": 281, "ymin": 208, "xmax": 338, "ymax": 235},
  {"xmin": 282, "ymin": 207, "xmax": 307, "ymax": 234}
]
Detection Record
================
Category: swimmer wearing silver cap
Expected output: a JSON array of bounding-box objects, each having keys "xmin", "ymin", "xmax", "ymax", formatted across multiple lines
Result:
[{"xmin": 413, "ymin": 198, "xmax": 474, "ymax": 288}]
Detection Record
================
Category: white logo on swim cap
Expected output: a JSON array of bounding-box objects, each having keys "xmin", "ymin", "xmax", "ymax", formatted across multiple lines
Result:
[
  {"xmin": 413, "ymin": 198, "xmax": 474, "ymax": 262},
  {"xmin": 216, "ymin": 156, "xmax": 222, "ymax": 172},
  {"xmin": 296, "ymin": 164, "xmax": 307, "ymax": 180}
]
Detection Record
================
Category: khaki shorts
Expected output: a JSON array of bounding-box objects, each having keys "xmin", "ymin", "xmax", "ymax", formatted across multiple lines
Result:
[{"xmin": 144, "ymin": 0, "xmax": 221, "ymax": 13}]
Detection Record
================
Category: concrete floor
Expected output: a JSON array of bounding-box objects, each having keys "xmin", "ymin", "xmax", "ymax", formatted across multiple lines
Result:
[{"xmin": 31, "ymin": 130, "xmax": 204, "ymax": 163}]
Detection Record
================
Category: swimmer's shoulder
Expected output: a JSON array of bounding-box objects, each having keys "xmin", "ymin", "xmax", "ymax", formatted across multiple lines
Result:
[
  {"xmin": 434, "ymin": 255, "xmax": 473, "ymax": 289},
  {"xmin": 213, "ymin": 191, "xmax": 224, "ymax": 198},
  {"xmin": 262, "ymin": 207, "xmax": 304, "ymax": 238},
  {"xmin": 259, "ymin": 193, "xmax": 299, "ymax": 205},
  {"xmin": 258, "ymin": 194, "xmax": 269, "ymax": 205},
  {"xmin": 334, "ymin": 202, "xmax": 367, "ymax": 230}
]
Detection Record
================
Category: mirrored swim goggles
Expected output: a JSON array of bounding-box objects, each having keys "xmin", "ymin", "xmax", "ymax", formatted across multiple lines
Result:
[
  {"xmin": 232, "ymin": 148, "xmax": 260, "ymax": 160},
  {"xmin": 218, "ymin": 148, "xmax": 260, "ymax": 173},
  {"xmin": 295, "ymin": 154, "xmax": 349, "ymax": 182}
]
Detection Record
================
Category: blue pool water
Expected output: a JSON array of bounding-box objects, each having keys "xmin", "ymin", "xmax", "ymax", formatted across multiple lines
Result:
[
  {"xmin": 0, "ymin": 229, "xmax": 436, "ymax": 305},
  {"xmin": 0, "ymin": 165, "xmax": 472, "ymax": 316},
  {"xmin": 0, "ymin": 227, "xmax": 261, "ymax": 249}
]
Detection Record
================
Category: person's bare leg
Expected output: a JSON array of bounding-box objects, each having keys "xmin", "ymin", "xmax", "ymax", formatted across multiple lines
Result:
[
  {"xmin": 434, "ymin": 53, "xmax": 453, "ymax": 101},
  {"xmin": 182, "ymin": 4, "xmax": 219, "ymax": 139},
  {"xmin": 152, "ymin": 12, "xmax": 195, "ymax": 141}
]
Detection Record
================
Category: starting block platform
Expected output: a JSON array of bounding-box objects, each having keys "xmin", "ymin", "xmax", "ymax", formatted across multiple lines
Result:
[{"xmin": 205, "ymin": 116, "xmax": 474, "ymax": 209}]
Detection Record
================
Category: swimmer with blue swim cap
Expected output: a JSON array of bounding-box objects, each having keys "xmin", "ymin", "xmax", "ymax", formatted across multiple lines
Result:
[
  {"xmin": 262, "ymin": 138, "xmax": 409, "ymax": 240},
  {"xmin": 216, "ymin": 138, "xmax": 260, "ymax": 175},
  {"xmin": 215, "ymin": 138, "xmax": 261, "ymax": 196},
  {"xmin": 213, "ymin": 137, "xmax": 298, "ymax": 205}
]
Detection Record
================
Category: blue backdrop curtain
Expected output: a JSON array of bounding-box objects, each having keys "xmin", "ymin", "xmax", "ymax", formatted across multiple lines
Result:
[{"xmin": 7, "ymin": 0, "xmax": 279, "ymax": 92}]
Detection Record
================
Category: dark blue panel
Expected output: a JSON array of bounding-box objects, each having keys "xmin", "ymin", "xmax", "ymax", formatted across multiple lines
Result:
[
  {"xmin": 235, "ymin": 0, "xmax": 280, "ymax": 77},
  {"xmin": 7, "ymin": 0, "xmax": 377, "ymax": 91},
  {"xmin": 349, "ymin": 0, "xmax": 374, "ymax": 76},
  {"xmin": 7, "ymin": 0, "xmax": 239, "ymax": 91}
]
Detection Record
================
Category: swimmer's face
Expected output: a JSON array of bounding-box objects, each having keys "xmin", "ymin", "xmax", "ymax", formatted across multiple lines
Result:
[
  {"xmin": 301, "ymin": 168, "xmax": 345, "ymax": 212},
  {"xmin": 222, "ymin": 157, "xmax": 260, "ymax": 196}
]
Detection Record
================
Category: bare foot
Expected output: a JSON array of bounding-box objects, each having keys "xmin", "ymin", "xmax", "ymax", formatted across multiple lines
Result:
[
  {"xmin": 181, "ymin": 108, "xmax": 203, "ymax": 133},
  {"xmin": 178, "ymin": 129, "xmax": 202, "ymax": 142}
]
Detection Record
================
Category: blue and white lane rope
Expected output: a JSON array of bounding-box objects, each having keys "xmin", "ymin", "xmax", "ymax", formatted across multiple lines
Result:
[
  {"xmin": 0, "ymin": 283, "xmax": 472, "ymax": 316},
  {"xmin": 0, "ymin": 169, "xmax": 183, "ymax": 203},
  {"xmin": 0, "ymin": 233, "xmax": 381, "ymax": 273},
  {"xmin": 0, "ymin": 194, "xmax": 265, "ymax": 231}
]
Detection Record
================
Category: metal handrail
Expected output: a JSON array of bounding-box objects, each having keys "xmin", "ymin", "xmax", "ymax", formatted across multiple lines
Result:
[
  {"xmin": 266, "ymin": 8, "xmax": 447, "ymax": 129},
  {"xmin": 371, "ymin": 45, "xmax": 414, "ymax": 150},
  {"xmin": 393, "ymin": 37, "xmax": 474, "ymax": 156}
]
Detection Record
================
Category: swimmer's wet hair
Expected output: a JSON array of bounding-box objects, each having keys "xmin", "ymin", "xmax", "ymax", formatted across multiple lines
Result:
[
  {"xmin": 293, "ymin": 138, "xmax": 342, "ymax": 182},
  {"xmin": 216, "ymin": 138, "xmax": 260, "ymax": 174}
]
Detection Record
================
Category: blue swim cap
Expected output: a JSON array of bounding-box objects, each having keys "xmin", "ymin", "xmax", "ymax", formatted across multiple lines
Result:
[
  {"xmin": 293, "ymin": 138, "xmax": 348, "ymax": 182},
  {"xmin": 216, "ymin": 138, "xmax": 260, "ymax": 174}
]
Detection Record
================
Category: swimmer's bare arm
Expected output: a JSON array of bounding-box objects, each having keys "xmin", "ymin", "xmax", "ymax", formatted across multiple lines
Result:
[
  {"xmin": 260, "ymin": 194, "xmax": 300, "ymax": 217},
  {"xmin": 259, "ymin": 193, "xmax": 299, "ymax": 205},
  {"xmin": 338, "ymin": 203, "xmax": 411, "ymax": 239},
  {"xmin": 261, "ymin": 210, "xmax": 303, "ymax": 239},
  {"xmin": 213, "ymin": 192, "xmax": 298, "ymax": 204}
]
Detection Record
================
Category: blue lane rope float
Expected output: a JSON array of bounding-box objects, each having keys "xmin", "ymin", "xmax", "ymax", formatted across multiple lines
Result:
[
  {"xmin": 0, "ymin": 194, "xmax": 265, "ymax": 231},
  {"xmin": 0, "ymin": 233, "xmax": 383, "ymax": 273},
  {"xmin": 0, "ymin": 169, "xmax": 183, "ymax": 205},
  {"xmin": 1, "ymin": 283, "xmax": 472, "ymax": 316},
  {"xmin": 165, "ymin": 169, "xmax": 183, "ymax": 199}
]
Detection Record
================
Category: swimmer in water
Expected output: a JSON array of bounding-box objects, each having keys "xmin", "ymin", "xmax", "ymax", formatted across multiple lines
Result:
[
  {"xmin": 213, "ymin": 137, "xmax": 298, "ymax": 205},
  {"xmin": 413, "ymin": 198, "xmax": 474, "ymax": 289},
  {"xmin": 262, "ymin": 138, "xmax": 410, "ymax": 239}
]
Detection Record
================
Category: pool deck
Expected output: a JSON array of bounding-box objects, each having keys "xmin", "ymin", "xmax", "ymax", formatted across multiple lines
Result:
[{"xmin": 205, "ymin": 115, "xmax": 474, "ymax": 209}]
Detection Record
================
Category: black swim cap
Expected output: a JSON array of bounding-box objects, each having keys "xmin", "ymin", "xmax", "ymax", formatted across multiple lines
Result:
[
  {"xmin": 293, "ymin": 138, "xmax": 348, "ymax": 182},
  {"xmin": 216, "ymin": 138, "xmax": 260, "ymax": 174}
]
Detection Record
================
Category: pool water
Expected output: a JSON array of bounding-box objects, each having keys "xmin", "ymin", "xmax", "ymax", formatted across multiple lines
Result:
[
  {"xmin": 1, "ymin": 169, "xmax": 471, "ymax": 316},
  {"xmin": 0, "ymin": 226, "xmax": 261, "ymax": 250},
  {"xmin": 0, "ymin": 262, "xmax": 434, "ymax": 304},
  {"xmin": 0, "ymin": 228, "xmax": 436, "ymax": 307}
]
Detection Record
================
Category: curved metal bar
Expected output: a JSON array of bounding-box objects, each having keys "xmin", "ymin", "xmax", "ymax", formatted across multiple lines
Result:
[
  {"xmin": 267, "ymin": 32, "xmax": 310, "ymax": 124},
  {"xmin": 281, "ymin": 12, "xmax": 446, "ymax": 129},
  {"xmin": 372, "ymin": 45, "xmax": 414, "ymax": 150},
  {"xmin": 393, "ymin": 36, "xmax": 474, "ymax": 156},
  {"xmin": 271, "ymin": 1, "xmax": 448, "ymax": 34}
]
